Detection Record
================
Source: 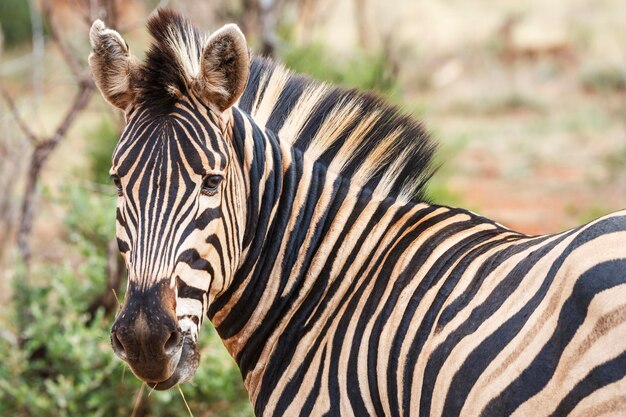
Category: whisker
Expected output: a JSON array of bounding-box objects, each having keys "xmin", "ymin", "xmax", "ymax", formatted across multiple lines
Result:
[
  {"xmin": 112, "ymin": 288, "xmax": 122, "ymax": 309},
  {"xmin": 130, "ymin": 383, "xmax": 145, "ymax": 417},
  {"xmin": 147, "ymin": 382, "xmax": 158, "ymax": 397},
  {"xmin": 178, "ymin": 385, "xmax": 194, "ymax": 417}
]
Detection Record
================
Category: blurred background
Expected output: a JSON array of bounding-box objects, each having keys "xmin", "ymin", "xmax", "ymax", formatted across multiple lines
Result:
[{"xmin": 0, "ymin": 0, "xmax": 624, "ymax": 415}]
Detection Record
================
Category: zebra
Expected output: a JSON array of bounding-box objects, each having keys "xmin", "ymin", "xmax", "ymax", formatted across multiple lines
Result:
[{"xmin": 88, "ymin": 9, "xmax": 626, "ymax": 417}]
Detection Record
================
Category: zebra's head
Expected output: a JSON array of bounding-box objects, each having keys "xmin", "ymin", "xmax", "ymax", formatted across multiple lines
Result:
[{"xmin": 88, "ymin": 10, "xmax": 250, "ymax": 389}]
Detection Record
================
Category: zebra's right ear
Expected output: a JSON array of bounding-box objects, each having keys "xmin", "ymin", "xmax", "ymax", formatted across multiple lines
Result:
[
  {"xmin": 88, "ymin": 20, "xmax": 139, "ymax": 111},
  {"xmin": 194, "ymin": 24, "xmax": 250, "ymax": 113}
]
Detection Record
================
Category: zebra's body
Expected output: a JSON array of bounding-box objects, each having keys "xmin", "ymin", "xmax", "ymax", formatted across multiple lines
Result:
[
  {"xmin": 218, "ymin": 96, "xmax": 626, "ymax": 417},
  {"xmin": 88, "ymin": 9, "xmax": 626, "ymax": 416}
]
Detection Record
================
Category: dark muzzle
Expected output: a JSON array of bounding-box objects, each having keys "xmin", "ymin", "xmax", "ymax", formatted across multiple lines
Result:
[{"xmin": 110, "ymin": 281, "xmax": 183, "ymax": 383}]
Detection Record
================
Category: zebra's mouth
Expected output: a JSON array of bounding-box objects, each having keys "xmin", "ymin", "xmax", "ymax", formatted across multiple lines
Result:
[{"xmin": 143, "ymin": 335, "xmax": 200, "ymax": 391}]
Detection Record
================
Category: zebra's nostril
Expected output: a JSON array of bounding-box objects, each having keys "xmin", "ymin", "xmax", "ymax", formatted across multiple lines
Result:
[
  {"xmin": 111, "ymin": 331, "xmax": 127, "ymax": 360},
  {"xmin": 163, "ymin": 330, "xmax": 182, "ymax": 356}
]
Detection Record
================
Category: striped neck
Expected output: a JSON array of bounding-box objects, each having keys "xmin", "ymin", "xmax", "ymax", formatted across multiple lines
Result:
[{"xmin": 207, "ymin": 107, "xmax": 519, "ymax": 403}]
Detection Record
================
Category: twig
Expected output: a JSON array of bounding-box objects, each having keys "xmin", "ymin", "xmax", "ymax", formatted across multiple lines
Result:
[
  {"xmin": 27, "ymin": 0, "xmax": 45, "ymax": 124},
  {"xmin": 41, "ymin": 0, "xmax": 86, "ymax": 83},
  {"xmin": 112, "ymin": 288, "xmax": 122, "ymax": 309},
  {"xmin": 16, "ymin": 81, "xmax": 94, "ymax": 266},
  {"xmin": 178, "ymin": 385, "xmax": 195, "ymax": 417},
  {"xmin": 48, "ymin": 79, "xmax": 95, "ymax": 148},
  {"xmin": 86, "ymin": 238, "xmax": 125, "ymax": 321},
  {"xmin": 14, "ymin": 0, "xmax": 111, "ymax": 269},
  {"xmin": 130, "ymin": 383, "xmax": 146, "ymax": 417},
  {"xmin": 0, "ymin": 86, "xmax": 39, "ymax": 145}
]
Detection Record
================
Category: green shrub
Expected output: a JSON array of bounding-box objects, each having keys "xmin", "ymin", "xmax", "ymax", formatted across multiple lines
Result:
[
  {"xmin": 88, "ymin": 118, "xmax": 121, "ymax": 184},
  {"xmin": 581, "ymin": 67, "xmax": 626, "ymax": 93},
  {"xmin": 0, "ymin": 186, "xmax": 253, "ymax": 417},
  {"xmin": 0, "ymin": 0, "xmax": 32, "ymax": 48},
  {"xmin": 280, "ymin": 43, "xmax": 398, "ymax": 96}
]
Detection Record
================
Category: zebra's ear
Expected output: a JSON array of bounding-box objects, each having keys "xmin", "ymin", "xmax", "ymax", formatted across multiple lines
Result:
[
  {"xmin": 88, "ymin": 19, "xmax": 139, "ymax": 111},
  {"xmin": 194, "ymin": 24, "xmax": 250, "ymax": 113}
]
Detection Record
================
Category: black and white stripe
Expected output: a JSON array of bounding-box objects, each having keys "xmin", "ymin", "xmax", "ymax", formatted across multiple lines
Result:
[{"xmin": 101, "ymin": 10, "xmax": 626, "ymax": 417}]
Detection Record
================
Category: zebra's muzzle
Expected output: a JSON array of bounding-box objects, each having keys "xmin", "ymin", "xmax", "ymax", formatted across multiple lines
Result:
[
  {"xmin": 110, "ymin": 281, "xmax": 200, "ymax": 388},
  {"xmin": 147, "ymin": 335, "xmax": 200, "ymax": 390},
  {"xmin": 111, "ymin": 323, "xmax": 199, "ymax": 389}
]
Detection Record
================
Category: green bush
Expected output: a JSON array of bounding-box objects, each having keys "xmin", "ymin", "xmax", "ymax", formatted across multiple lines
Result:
[
  {"xmin": 280, "ymin": 43, "xmax": 398, "ymax": 96},
  {"xmin": 0, "ymin": 0, "xmax": 32, "ymax": 48},
  {"xmin": 0, "ymin": 186, "xmax": 253, "ymax": 417},
  {"xmin": 88, "ymin": 118, "xmax": 121, "ymax": 185},
  {"xmin": 581, "ymin": 67, "xmax": 626, "ymax": 93}
]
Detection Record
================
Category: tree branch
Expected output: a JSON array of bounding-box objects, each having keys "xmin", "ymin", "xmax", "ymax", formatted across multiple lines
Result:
[
  {"xmin": 0, "ymin": 86, "xmax": 40, "ymax": 145},
  {"xmin": 87, "ymin": 238, "xmax": 125, "ymax": 321},
  {"xmin": 15, "ymin": 0, "xmax": 114, "ymax": 270},
  {"xmin": 41, "ymin": 0, "xmax": 86, "ymax": 83},
  {"xmin": 50, "ymin": 80, "xmax": 95, "ymax": 147}
]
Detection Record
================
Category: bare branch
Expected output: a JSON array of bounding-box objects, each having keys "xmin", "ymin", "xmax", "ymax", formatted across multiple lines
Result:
[
  {"xmin": 49, "ymin": 80, "xmax": 95, "ymax": 147},
  {"xmin": 86, "ymin": 238, "xmax": 126, "ymax": 321},
  {"xmin": 67, "ymin": 0, "xmax": 98, "ymax": 27},
  {"xmin": 14, "ymin": 0, "xmax": 110, "ymax": 269},
  {"xmin": 41, "ymin": 0, "xmax": 85, "ymax": 83},
  {"xmin": 16, "ymin": 80, "xmax": 94, "ymax": 266},
  {"xmin": 0, "ymin": 86, "xmax": 40, "ymax": 145},
  {"xmin": 259, "ymin": 0, "xmax": 280, "ymax": 57},
  {"xmin": 354, "ymin": 0, "xmax": 372, "ymax": 49},
  {"xmin": 27, "ymin": 0, "xmax": 45, "ymax": 120}
]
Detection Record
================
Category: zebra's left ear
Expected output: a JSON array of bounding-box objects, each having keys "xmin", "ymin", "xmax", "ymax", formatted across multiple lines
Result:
[
  {"xmin": 194, "ymin": 24, "xmax": 250, "ymax": 113},
  {"xmin": 89, "ymin": 19, "xmax": 139, "ymax": 111}
]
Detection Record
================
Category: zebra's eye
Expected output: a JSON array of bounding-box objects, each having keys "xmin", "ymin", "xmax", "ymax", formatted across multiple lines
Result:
[
  {"xmin": 110, "ymin": 175, "xmax": 123, "ymax": 196},
  {"xmin": 201, "ymin": 175, "xmax": 223, "ymax": 196}
]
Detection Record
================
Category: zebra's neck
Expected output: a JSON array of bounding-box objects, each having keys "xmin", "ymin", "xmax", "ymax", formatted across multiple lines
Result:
[{"xmin": 208, "ymin": 107, "xmax": 519, "ymax": 403}]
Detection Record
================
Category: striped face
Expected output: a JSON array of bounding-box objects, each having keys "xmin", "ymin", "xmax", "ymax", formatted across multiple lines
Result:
[
  {"xmin": 109, "ymin": 98, "xmax": 244, "ymax": 388},
  {"xmin": 88, "ymin": 11, "xmax": 251, "ymax": 389}
]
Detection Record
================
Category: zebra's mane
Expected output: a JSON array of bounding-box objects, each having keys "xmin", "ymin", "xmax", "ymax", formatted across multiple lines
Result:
[
  {"xmin": 138, "ymin": 9, "xmax": 436, "ymax": 203},
  {"xmin": 135, "ymin": 9, "xmax": 208, "ymax": 114},
  {"xmin": 238, "ymin": 58, "xmax": 436, "ymax": 202}
]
